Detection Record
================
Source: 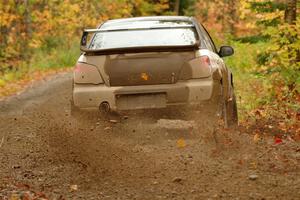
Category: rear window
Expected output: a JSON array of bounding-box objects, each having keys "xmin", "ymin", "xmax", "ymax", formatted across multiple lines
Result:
[{"xmin": 89, "ymin": 26, "xmax": 198, "ymax": 50}]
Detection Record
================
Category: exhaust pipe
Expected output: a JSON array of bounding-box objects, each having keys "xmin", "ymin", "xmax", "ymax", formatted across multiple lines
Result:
[{"xmin": 99, "ymin": 102, "xmax": 110, "ymax": 113}]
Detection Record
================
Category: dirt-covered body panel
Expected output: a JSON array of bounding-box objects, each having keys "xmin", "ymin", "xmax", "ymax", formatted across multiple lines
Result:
[{"xmin": 72, "ymin": 16, "xmax": 235, "ymax": 114}]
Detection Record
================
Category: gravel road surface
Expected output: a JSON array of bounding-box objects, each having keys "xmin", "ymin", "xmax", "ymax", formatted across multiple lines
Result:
[{"xmin": 0, "ymin": 73, "xmax": 299, "ymax": 199}]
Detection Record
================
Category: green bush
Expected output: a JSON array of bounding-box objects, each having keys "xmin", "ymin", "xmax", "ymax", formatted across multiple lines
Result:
[
  {"xmin": 261, "ymin": 19, "xmax": 300, "ymax": 94},
  {"xmin": 29, "ymin": 39, "xmax": 80, "ymax": 70}
]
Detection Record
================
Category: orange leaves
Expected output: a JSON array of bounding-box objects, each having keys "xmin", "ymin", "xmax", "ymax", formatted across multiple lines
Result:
[{"xmin": 0, "ymin": 0, "xmax": 177, "ymax": 74}]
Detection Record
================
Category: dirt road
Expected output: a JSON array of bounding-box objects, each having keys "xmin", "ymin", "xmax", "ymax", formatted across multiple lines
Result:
[{"xmin": 0, "ymin": 73, "xmax": 299, "ymax": 199}]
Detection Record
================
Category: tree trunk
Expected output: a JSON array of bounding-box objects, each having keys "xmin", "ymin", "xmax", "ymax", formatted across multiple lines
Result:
[
  {"xmin": 174, "ymin": 0, "xmax": 180, "ymax": 15},
  {"xmin": 221, "ymin": 0, "xmax": 237, "ymax": 36},
  {"xmin": 228, "ymin": 0, "xmax": 237, "ymax": 35},
  {"xmin": 24, "ymin": 0, "xmax": 32, "ymax": 37},
  {"xmin": 23, "ymin": 0, "xmax": 31, "ymax": 60},
  {"xmin": 284, "ymin": 0, "xmax": 297, "ymax": 24},
  {"xmin": 284, "ymin": 0, "xmax": 299, "ymax": 90}
]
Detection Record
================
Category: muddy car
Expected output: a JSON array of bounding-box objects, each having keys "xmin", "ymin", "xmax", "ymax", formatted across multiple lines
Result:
[{"xmin": 72, "ymin": 16, "xmax": 237, "ymax": 127}]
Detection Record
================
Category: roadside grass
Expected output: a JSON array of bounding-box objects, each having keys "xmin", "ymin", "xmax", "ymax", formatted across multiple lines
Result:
[
  {"xmin": 29, "ymin": 41, "xmax": 80, "ymax": 71},
  {"xmin": 225, "ymin": 40, "xmax": 300, "ymax": 138},
  {"xmin": 224, "ymin": 41, "xmax": 270, "ymax": 121},
  {"xmin": 0, "ymin": 40, "xmax": 80, "ymax": 97},
  {"xmin": 209, "ymin": 31, "xmax": 278, "ymax": 124}
]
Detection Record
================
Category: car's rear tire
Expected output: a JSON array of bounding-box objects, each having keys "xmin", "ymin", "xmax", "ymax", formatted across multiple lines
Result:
[{"xmin": 223, "ymin": 90, "xmax": 238, "ymax": 128}]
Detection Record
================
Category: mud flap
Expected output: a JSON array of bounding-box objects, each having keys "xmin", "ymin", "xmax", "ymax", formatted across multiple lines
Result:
[
  {"xmin": 222, "ymin": 91, "xmax": 238, "ymax": 128},
  {"xmin": 70, "ymin": 99, "xmax": 81, "ymax": 118}
]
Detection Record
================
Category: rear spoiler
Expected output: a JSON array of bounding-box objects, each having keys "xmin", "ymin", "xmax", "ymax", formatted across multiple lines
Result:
[{"xmin": 80, "ymin": 25, "xmax": 200, "ymax": 55}]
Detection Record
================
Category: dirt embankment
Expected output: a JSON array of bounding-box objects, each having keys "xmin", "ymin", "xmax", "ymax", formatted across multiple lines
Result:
[{"xmin": 0, "ymin": 73, "xmax": 299, "ymax": 199}]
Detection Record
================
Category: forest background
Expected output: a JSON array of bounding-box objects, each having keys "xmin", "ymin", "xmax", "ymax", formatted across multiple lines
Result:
[{"xmin": 0, "ymin": 0, "xmax": 299, "ymax": 138}]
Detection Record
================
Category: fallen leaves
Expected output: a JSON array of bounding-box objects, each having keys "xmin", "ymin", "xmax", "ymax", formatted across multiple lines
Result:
[
  {"xmin": 274, "ymin": 137, "xmax": 283, "ymax": 145},
  {"xmin": 249, "ymin": 161, "xmax": 257, "ymax": 170},
  {"xmin": 1, "ymin": 183, "xmax": 51, "ymax": 200}
]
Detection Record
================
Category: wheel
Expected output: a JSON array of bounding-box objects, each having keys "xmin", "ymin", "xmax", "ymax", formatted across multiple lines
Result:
[{"xmin": 223, "ymin": 90, "xmax": 238, "ymax": 128}]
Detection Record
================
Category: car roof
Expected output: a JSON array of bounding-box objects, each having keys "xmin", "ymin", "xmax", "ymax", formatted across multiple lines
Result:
[{"xmin": 101, "ymin": 16, "xmax": 195, "ymax": 30}]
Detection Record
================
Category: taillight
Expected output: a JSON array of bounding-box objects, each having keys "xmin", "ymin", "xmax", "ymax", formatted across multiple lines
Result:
[
  {"xmin": 200, "ymin": 55, "xmax": 211, "ymax": 67},
  {"xmin": 179, "ymin": 56, "xmax": 212, "ymax": 80},
  {"xmin": 74, "ymin": 64, "xmax": 81, "ymax": 73},
  {"xmin": 74, "ymin": 62, "xmax": 104, "ymax": 84}
]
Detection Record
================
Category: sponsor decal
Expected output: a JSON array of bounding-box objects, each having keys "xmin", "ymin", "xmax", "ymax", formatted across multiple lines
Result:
[{"xmin": 141, "ymin": 72, "xmax": 149, "ymax": 81}]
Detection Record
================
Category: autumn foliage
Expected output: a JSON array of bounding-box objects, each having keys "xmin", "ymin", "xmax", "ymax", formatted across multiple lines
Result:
[
  {"xmin": 0, "ymin": 0, "xmax": 299, "ymax": 136},
  {"xmin": 0, "ymin": 0, "xmax": 174, "ymax": 73}
]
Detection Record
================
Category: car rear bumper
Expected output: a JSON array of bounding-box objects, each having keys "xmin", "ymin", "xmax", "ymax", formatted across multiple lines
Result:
[{"xmin": 73, "ymin": 78, "xmax": 220, "ymax": 111}]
